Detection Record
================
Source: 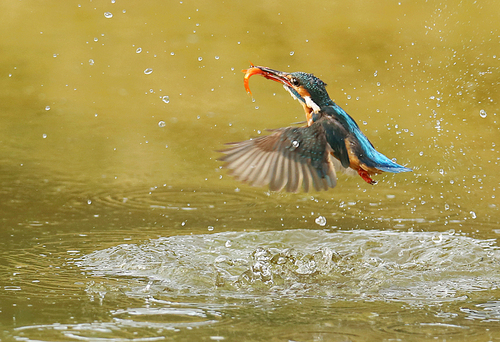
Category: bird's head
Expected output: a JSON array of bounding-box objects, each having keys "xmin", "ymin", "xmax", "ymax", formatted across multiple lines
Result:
[{"xmin": 243, "ymin": 65, "xmax": 332, "ymax": 115}]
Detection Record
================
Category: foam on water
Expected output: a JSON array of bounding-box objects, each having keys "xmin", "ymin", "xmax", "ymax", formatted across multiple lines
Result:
[{"xmin": 78, "ymin": 229, "xmax": 500, "ymax": 303}]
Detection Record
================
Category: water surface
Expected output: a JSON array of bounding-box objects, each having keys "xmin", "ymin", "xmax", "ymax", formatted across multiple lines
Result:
[{"xmin": 1, "ymin": 0, "xmax": 499, "ymax": 341}]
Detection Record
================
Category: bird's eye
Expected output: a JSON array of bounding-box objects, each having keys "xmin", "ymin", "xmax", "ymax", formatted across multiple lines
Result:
[{"xmin": 290, "ymin": 77, "xmax": 300, "ymax": 86}]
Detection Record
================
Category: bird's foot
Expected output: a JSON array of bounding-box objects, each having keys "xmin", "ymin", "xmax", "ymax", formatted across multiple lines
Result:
[{"xmin": 358, "ymin": 169, "xmax": 377, "ymax": 185}]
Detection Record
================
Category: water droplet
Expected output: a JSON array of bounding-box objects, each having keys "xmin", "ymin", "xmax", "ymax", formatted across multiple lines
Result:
[
  {"xmin": 136, "ymin": 47, "xmax": 142, "ymax": 53},
  {"xmin": 45, "ymin": 106, "xmax": 50, "ymax": 111},
  {"xmin": 170, "ymin": 52, "xmax": 175, "ymax": 56},
  {"xmin": 198, "ymin": 57, "xmax": 203, "ymax": 61},
  {"xmin": 479, "ymin": 109, "xmax": 487, "ymax": 118},
  {"xmin": 104, "ymin": 12, "xmax": 113, "ymax": 18},
  {"xmin": 215, "ymin": 56, "xmax": 220, "ymax": 60},
  {"xmin": 89, "ymin": 59, "xmax": 94, "ymax": 65},
  {"xmin": 87, "ymin": 200, "xmax": 92, "ymax": 205},
  {"xmin": 470, "ymin": 211, "xmax": 477, "ymax": 219},
  {"xmin": 158, "ymin": 121, "xmax": 166, "ymax": 128},
  {"xmin": 144, "ymin": 68, "xmax": 153, "ymax": 75},
  {"xmin": 161, "ymin": 95, "xmax": 170, "ymax": 104},
  {"xmin": 291, "ymin": 140, "xmax": 300, "ymax": 150},
  {"xmin": 315, "ymin": 216, "xmax": 327, "ymax": 226},
  {"xmin": 225, "ymin": 240, "xmax": 232, "ymax": 248},
  {"xmin": 42, "ymin": 134, "xmax": 47, "ymax": 139},
  {"xmin": 432, "ymin": 234, "xmax": 443, "ymax": 243},
  {"xmin": 290, "ymin": 51, "xmax": 295, "ymax": 56},
  {"xmin": 374, "ymin": 70, "xmax": 378, "ymax": 77},
  {"xmin": 207, "ymin": 226, "xmax": 214, "ymax": 231}
]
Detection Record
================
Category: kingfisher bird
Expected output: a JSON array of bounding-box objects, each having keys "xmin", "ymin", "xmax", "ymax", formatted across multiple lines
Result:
[{"xmin": 219, "ymin": 65, "xmax": 412, "ymax": 192}]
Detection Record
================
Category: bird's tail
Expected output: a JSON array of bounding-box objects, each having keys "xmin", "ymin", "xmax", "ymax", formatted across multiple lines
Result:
[{"xmin": 370, "ymin": 150, "xmax": 412, "ymax": 173}]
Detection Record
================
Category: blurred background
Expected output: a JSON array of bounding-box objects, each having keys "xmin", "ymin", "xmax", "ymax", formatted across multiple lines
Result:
[{"xmin": 1, "ymin": 0, "xmax": 499, "ymax": 341}]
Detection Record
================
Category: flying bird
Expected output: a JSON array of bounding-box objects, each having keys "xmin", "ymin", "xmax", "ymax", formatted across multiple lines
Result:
[{"xmin": 219, "ymin": 65, "xmax": 411, "ymax": 192}]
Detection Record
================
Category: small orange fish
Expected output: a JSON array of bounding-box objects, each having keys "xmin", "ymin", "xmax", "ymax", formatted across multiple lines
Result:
[
  {"xmin": 242, "ymin": 63, "xmax": 264, "ymax": 96},
  {"xmin": 242, "ymin": 64, "xmax": 293, "ymax": 96}
]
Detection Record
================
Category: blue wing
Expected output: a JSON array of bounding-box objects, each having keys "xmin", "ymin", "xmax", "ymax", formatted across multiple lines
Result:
[{"xmin": 322, "ymin": 104, "xmax": 412, "ymax": 173}]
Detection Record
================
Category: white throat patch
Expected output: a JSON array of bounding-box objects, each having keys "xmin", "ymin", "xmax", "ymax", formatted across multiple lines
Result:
[
  {"xmin": 283, "ymin": 85, "xmax": 321, "ymax": 113},
  {"xmin": 304, "ymin": 96, "xmax": 321, "ymax": 113}
]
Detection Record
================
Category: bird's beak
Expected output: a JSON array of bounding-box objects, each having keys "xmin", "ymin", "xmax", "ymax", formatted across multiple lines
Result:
[
  {"xmin": 242, "ymin": 64, "xmax": 320, "ymax": 124},
  {"xmin": 242, "ymin": 64, "xmax": 294, "ymax": 96}
]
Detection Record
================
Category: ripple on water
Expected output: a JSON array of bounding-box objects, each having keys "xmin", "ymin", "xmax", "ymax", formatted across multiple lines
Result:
[
  {"xmin": 72, "ymin": 186, "xmax": 273, "ymax": 216},
  {"xmin": 77, "ymin": 229, "xmax": 500, "ymax": 302},
  {"xmin": 13, "ymin": 318, "xmax": 218, "ymax": 342}
]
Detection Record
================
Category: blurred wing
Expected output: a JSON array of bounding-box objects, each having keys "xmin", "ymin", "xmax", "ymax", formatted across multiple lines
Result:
[{"xmin": 219, "ymin": 124, "xmax": 337, "ymax": 192}]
